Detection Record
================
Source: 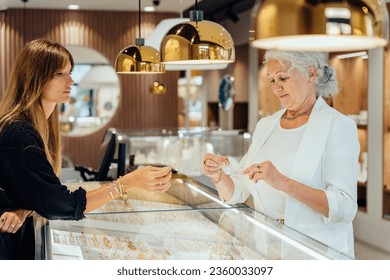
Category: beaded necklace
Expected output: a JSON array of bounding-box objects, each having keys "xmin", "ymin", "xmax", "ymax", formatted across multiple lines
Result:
[{"xmin": 282, "ymin": 105, "xmax": 314, "ymax": 120}]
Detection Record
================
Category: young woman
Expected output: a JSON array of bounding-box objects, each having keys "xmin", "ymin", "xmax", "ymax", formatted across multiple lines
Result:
[{"xmin": 0, "ymin": 39, "xmax": 172, "ymax": 259}]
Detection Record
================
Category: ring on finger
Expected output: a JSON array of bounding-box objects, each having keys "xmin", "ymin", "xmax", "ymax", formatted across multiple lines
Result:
[
  {"xmin": 256, "ymin": 165, "xmax": 261, "ymax": 171},
  {"xmin": 10, "ymin": 224, "xmax": 15, "ymax": 228},
  {"xmin": 159, "ymin": 179, "xmax": 162, "ymax": 186}
]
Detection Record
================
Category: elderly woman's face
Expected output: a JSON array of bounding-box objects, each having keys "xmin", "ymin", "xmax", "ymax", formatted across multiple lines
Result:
[{"xmin": 267, "ymin": 59, "xmax": 312, "ymax": 111}]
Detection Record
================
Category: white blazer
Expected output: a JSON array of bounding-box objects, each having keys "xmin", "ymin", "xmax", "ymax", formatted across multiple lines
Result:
[{"xmin": 228, "ymin": 97, "xmax": 359, "ymax": 257}]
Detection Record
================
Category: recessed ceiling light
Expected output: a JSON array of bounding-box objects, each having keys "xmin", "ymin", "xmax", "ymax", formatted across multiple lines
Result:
[
  {"xmin": 144, "ymin": 6, "xmax": 155, "ymax": 12},
  {"xmin": 68, "ymin": 5, "xmax": 80, "ymax": 10}
]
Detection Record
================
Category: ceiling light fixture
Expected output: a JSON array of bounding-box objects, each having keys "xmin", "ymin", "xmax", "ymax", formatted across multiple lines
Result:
[
  {"xmin": 144, "ymin": 6, "xmax": 155, "ymax": 12},
  {"xmin": 336, "ymin": 51, "xmax": 367, "ymax": 60},
  {"xmin": 146, "ymin": 18, "xmax": 230, "ymax": 70},
  {"xmin": 250, "ymin": 0, "xmax": 389, "ymax": 51},
  {"xmin": 115, "ymin": 0, "xmax": 165, "ymax": 74},
  {"xmin": 160, "ymin": 0, "xmax": 235, "ymax": 66},
  {"xmin": 150, "ymin": 81, "xmax": 167, "ymax": 95}
]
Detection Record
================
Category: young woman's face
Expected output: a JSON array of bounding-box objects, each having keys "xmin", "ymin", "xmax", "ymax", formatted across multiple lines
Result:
[
  {"xmin": 42, "ymin": 62, "xmax": 74, "ymax": 105},
  {"xmin": 267, "ymin": 59, "xmax": 312, "ymax": 111}
]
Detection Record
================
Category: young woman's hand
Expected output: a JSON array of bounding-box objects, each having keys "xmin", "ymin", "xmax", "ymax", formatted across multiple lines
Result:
[
  {"xmin": 121, "ymin": 165, "xmax": 173, "ymax": 193},
  {"xmin": 0, "ymin": 209, "xmax": 32, "ymax": 234}
]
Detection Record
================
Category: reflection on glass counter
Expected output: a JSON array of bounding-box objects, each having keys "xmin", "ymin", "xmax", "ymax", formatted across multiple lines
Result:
[
  {"xmin": 118, "ymin": 128, "xmax": 251, "ymax": 177},
  {"xmin": 35, "ymin": 178, "xmax": 353, "ymax": 260}
]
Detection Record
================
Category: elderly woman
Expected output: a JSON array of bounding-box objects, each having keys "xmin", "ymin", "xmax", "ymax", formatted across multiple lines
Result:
[{"xmin": 203, "ymin": 50, "xmax": 359, "ymax": 257}]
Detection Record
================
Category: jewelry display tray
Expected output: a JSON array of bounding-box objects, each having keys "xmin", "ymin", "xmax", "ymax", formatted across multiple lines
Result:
[{"xmin": 35, "ymin": 178, "xmax": 353, "ymax": 260}]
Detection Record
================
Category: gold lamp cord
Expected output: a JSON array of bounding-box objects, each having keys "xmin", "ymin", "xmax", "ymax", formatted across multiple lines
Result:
[
  {"xmin": 193, "ymin": 0, "xmax": 201, "ymax": 27},
  {"xmin": 135, "ymin": 0, "xmax": 145, "ymax": 46}
]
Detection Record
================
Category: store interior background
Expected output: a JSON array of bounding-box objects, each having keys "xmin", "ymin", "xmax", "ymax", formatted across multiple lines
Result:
[{"xmin": 1, "ymin": 0, "xmax": 390, "ymax": 259}]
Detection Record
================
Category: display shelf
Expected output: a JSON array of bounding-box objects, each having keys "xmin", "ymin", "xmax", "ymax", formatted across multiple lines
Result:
[
  {"xmin": 383, "ymin": 187, "xmax": 390, "ymax": 220},
  {"xmin": 36, "ymin": 178, "xmax": 353, "ymax": 260},
  {"xmin": 357, "ymin": 124, "xmax": 367, "ymax": 129},
  {"xmin": 358, "ymin": 182, "xmax": 367, "ymax": 188}
]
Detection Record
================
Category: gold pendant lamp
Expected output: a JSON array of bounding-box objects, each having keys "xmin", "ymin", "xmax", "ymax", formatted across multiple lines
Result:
[
  {"xmin": 115, "ymin": 0, "xmax": 165, "ymax": 74},
  {"xmin": 160, "ymin": 0, "xmax": 235, "ymax": 66},
  {"xmin": 249, "ymin": 0, "xmax": 389, "ymax": 51}
]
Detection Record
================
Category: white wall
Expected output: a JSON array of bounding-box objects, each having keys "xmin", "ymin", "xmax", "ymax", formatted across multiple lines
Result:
[{"xmin": 353, "ymin": 47, "xmax": 390, "ymax": 254}]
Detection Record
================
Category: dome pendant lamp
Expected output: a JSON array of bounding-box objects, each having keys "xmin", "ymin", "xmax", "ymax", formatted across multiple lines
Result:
[
  {"xmin": 115, "ymin": 0, "xmax": 165, "ymax": 74},
  {"xmin": 160, "ymin": 0, "xmax": 235, "ymax": 66},
  {"xmin": 249, "ymin": 0, "xmax": 389, "ymax": 52}
]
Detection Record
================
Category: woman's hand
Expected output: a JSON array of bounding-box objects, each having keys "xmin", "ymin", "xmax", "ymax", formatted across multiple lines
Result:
[
  {"xmin": 121, "ymin": 165, "xmax": 172, "ymax": 193},
  {"xmin": 202, "ymin": 153, "xmax": 229, "ymax": 183},
  {"xmin": 243, "ymin": 161, "xmax": 288, "ymax": 191},
  {"xmin": 0, "ymin": 209, "xmax": 32, "ymax": 234}
]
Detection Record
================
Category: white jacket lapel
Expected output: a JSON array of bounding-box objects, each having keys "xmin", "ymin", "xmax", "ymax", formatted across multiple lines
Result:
[{"xmin": 286, "ymin": 97, "xmax": 333, "ymax": 222}]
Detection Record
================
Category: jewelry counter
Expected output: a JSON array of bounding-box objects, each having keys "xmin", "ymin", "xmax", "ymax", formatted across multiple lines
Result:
[{"xmin": 34, "ymin": 177, "xmax": 352, "ymax": 260}]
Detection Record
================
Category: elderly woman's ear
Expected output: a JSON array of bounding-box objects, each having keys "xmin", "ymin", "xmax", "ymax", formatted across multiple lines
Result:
[{"xmin": 308, "ymin": 67, "xmax": 316, "ymax": 84}]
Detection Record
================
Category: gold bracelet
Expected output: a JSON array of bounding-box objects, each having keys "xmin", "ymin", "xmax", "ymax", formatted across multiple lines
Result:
[
  {"xmin": 112, "ymin": 180, "xmax": 121, "ymax": 196},
  {"xmin": 106, "ymin": 184, "xmax": 114, "ymax": 200},
  {"xmin": 117, "ymin": 177, "xmax": 127, "ymax": 199}
]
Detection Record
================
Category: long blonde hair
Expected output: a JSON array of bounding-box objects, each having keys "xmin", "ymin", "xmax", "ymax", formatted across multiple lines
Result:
[{"xmin": 0, "ymin": 39, "xmax": 74, "ymax": 175}]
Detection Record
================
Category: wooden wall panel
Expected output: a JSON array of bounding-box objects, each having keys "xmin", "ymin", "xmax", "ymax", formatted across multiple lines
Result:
[
  {"xmin": 330, "ymin": 56, "xmax": 368, "ymax": 115},
  {"xmin": 0, "ymin": 9, "xmax": 179, "ymax": 167}
]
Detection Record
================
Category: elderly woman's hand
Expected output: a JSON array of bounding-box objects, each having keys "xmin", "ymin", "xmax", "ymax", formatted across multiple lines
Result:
[
  {"xmin": 243, "ymin": 160, "xmax": 288, "ymax": 190},
  {"xmin": 202, "ymin": 153, "xmax": 229, "ymax": 183},
  {"xmin": 0, "ymin": 209, "xmax": 32, "ymax": 234},
  {"xmin": 121, "ymin": 165, "xmax": 172, "ymax": 193}
]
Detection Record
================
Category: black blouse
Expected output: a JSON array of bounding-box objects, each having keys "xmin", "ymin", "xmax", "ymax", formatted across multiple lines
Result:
[{"xmin": 0, "ymin": 120, "xmax": 87, "ymax": 259}]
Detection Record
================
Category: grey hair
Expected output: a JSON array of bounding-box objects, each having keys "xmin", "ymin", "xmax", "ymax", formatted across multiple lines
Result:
[{"xmin": 263, "ymin": 50, "xmax": 339, "ymax": 97}]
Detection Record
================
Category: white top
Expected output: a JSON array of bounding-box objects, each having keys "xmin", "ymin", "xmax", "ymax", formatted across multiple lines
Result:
[{"xmin": 253, "ymin": 123, "xmax": 306, "ymax": 219}]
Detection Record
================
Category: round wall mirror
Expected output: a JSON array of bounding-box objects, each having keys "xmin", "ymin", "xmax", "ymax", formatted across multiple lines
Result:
[
  {"xmin": 218, "ymin": 74, "xmax": 234, "ymax": 111},
  {"xmin": 59, "ymin": 46, "xmax": 120, "ymax": 136}
]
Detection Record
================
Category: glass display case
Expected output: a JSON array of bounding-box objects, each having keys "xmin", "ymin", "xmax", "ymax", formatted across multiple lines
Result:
[
  {"xmin": 118, "ymin": 128, "xmax": 251, "ymax": 177},
  {"xmin": 35, "ymin": 177, "xmax": 353, "ymax": 260}
]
